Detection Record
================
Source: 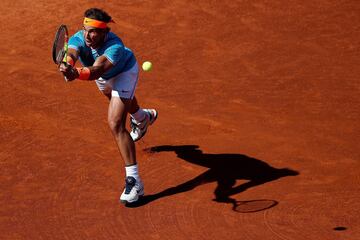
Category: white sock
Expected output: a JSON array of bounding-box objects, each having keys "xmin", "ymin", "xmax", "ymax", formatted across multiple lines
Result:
[
  {"xmin": 125, "ymin": 164, "xmax": 141, "ymax": 183},
  {"xmin": 131, "ymin": 108, "xmax": 147, "ymax": 123}
]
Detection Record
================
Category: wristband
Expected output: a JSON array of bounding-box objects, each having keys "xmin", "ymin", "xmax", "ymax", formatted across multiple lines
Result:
[{"xmin": 76, "ymin": 67, "xmax": 91, "ymax": 80}]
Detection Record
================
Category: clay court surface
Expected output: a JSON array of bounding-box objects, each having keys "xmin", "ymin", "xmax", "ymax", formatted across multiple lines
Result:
[{"xmin": 1, "ymin": 0, "xmax": 359, "ymax": 239}]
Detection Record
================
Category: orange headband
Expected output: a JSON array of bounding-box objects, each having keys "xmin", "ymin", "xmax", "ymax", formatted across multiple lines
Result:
[{"xmin": 83, "ymin": 17, "xmax": 112, "ymax": 29}]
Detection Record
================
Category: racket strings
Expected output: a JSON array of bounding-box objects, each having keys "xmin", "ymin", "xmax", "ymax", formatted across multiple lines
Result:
[{"xmin": 52, "ymin": 26, "xmax": 67, "ymax": 64}]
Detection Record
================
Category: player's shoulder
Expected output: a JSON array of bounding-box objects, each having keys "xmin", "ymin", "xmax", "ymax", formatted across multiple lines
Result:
[
  {"xmin": 69, "ymin": 30, "xmax": 85, "ymax": 42},
  {"xmin": 68, "ymin": 30, "xmax": 85, "ymax": 49},
  {"xmin": 105, "ymin": 32, "xmax": 124, "ymax": 46},
  {"xmin": 107, "ymin": 31, "xmax": 120, "ymax": 40},
  {"xmin": 72, "ymin": 30, "xmax": 85, "ymax": 39}
]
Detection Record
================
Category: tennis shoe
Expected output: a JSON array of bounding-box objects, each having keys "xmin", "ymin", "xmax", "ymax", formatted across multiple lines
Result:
[
  {"xmin": 130, "ymin": 109, "xmax": 158, "ymax": 142},
  {"xmin": 120, "ymin": 176, "xmax": 144, "ymax": 204}
]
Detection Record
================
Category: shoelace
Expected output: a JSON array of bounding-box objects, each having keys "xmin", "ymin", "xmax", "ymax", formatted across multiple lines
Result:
[
  {"xmin": 125, "ymin": 179, "xmax": 136, "ymax": 194},
  {"xmin": 130, "ymin": 118, "xmax": 138, "ymax": 133},
  {"xmin": 130, "ymin": 116, "xmax": 148, "ymax": 133}
]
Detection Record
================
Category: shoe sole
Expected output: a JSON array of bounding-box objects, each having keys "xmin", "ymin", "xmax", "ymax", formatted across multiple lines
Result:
[{"xmin": 120, "ymin": 193, "xmax": 144, "ymax": 204}]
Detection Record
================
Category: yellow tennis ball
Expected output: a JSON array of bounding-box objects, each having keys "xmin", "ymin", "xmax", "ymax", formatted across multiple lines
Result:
[{"xmin": 142, "ymin": 61, "xmax": 152, "ymax": 71}]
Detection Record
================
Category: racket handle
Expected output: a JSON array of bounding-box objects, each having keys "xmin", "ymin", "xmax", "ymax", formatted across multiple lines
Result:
[{"xmin": 60, "ymin": 62, "xmax": 69, "ymax": 82}]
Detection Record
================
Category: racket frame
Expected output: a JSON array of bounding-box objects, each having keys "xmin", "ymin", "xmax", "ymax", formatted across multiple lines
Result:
[{"xmin": 52, "ymin": 24, "xmax": 69, "ymax": 66}]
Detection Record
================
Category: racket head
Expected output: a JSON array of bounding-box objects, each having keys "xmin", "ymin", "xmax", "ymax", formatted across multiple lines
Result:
[
  {"xmin": 52, "ymin": 25, "xmax": 69, "ymax": 65},
  {"xmin": 233, "ymin": 199, "xmax": 278, "ymax": 213}
]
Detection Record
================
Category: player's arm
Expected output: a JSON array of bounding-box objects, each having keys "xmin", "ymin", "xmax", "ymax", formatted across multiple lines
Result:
[
  {"xmin": 60, "ymin": 55, "xmax": 113, "ymax": 81},
  {"xmin": 86, "ymin": 55, "xmax": 114, "ymax": 80}
]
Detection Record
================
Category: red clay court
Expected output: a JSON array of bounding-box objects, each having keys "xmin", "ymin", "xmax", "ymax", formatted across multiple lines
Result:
[{"xmin": 0, "ymin": 0, "xmax": 359, "ymax": 239}]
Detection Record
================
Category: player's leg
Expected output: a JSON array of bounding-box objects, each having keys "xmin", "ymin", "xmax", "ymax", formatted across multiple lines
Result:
[
  {"xmin": 107, "ymin": 96, "xmax": 144, "ymax": 203},
  {"xmin": 108, "ymin": 97, "xmax": 136, "ymax": 166},
  {"xmin": 106, "ymin": 62, "xmax": 157, "ymax": 142},
  {"xmin": 128, "ymin": 95, "xmax": 140, "ymax": 114},
  {"xmin": 104, "ymin": 62, "xmax": 151, "ymax": 203}
]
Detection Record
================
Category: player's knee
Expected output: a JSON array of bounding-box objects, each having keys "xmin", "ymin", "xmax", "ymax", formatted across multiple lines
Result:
[{"xmin": 108, "ymin": 119, "xmax": 125, "ymax": 135}]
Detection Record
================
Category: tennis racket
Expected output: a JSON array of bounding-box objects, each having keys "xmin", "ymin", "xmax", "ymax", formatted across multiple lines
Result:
[
  {"xmin": 232, "ymin": 199, "xmax": 278, "ymax": 213},
  {"xmin": 52, "ymin": 24, "xmax": 69, "ymax": 65},
  {"xmin": 52, "ymin": 25, "xmax": 69, "ymax": 81}
]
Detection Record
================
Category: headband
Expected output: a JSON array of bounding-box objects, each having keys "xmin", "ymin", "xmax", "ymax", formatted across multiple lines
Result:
[{"xmin": 83, "ymin": 17, "xmax": 114, "ymax": 29}]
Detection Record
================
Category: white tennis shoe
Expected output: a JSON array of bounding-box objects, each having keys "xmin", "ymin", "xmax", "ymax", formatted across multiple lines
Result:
[
  {"xmin": 120, "ymin": 176, "xmax": 144, "ymax": 204},
  {"xmin": 130, "ymin": 109, "xmax": 158, "ymax": 142}
]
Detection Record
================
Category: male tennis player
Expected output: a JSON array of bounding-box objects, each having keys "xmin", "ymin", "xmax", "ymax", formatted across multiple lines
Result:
[{"xmin": 59, "ymin": 8, "xmax": 157, "ymax": 204}]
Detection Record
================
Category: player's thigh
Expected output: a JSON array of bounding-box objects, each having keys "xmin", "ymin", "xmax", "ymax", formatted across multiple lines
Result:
[{"xmin": 108, "ymin": 97, "xmax": 133, "ymax": 129}]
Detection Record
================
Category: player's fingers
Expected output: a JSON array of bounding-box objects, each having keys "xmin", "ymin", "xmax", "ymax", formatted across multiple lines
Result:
[
  {"xmin": 59, "ymin": 64, "xmax": 72, "ymax": 73},
  {"xmin": 59, "ymin": 64, "xmax": 67, "ymax": 72}
]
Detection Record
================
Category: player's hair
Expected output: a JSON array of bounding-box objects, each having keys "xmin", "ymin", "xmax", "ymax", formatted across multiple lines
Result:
[{"xmin": 84, "ymin": 8, "xmax": 112, "ymax": 23}]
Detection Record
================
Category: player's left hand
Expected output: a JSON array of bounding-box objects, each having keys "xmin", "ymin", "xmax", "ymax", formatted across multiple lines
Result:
[{"xmin": 59, "ymin": 63, "xmax": 79, "ymax": 81}]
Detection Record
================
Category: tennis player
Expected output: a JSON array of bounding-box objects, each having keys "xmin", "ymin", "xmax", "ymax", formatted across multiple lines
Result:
[{"xmin": 59, "ymin": 8, "xmax": 157, "ymax": 204}]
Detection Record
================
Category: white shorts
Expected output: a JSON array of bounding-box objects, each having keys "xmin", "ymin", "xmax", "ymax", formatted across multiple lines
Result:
[{"xmin": 95, "ymin": 63, "xmax": 139, "ymax": 99}]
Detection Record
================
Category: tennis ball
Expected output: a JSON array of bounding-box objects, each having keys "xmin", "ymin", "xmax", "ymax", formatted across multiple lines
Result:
[{"xmin": 142, "ymin": 61, "xmax": 152, "ymax": 72}]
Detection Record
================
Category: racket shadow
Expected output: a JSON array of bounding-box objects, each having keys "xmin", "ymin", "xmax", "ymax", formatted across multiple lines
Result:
[{"xmin": 126, "ymin": 145, "xmax": 299, "ymax": 211}]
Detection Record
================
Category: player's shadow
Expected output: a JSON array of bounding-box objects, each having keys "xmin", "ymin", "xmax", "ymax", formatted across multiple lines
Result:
[{"xmin": 127, "ymin": 145, "xmax": 298, "ymax": 211}]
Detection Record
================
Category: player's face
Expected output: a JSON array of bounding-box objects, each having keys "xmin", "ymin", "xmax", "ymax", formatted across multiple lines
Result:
[{"xmin": 83, "ymin": 25, "xmax": 107, "ymax": 49}]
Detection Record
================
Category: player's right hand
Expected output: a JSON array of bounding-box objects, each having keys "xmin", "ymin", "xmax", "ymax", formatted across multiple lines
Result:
[{"xmin": 59, "ymin": 63, "xmax": 79, "ymax": 81}]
